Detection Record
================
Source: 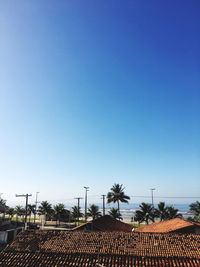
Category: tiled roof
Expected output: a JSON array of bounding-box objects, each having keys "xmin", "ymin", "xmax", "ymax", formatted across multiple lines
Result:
[
  {"xmin": 73, "ymin": 215, "xmax": 133, "ymax": 232},
  {"xmin": 136, "ymin": 218, "xmax": 200, "ymax": 233},
  {"xmin": 5, "ymin": 230, "xmax": 200, "ymax": 258},
  {"xmin": 0, "ymin": 251, "xmax": 199, "ymax": 267}
]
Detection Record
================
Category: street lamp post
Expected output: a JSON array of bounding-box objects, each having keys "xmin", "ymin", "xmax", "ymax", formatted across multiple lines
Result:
[
  {"xmin": 84, "ymin": 186, "xmax": 89, "ymax": 222},
  {"xmin": 150, "ymin": 188, "xmax": 155, "ymax": 207}
]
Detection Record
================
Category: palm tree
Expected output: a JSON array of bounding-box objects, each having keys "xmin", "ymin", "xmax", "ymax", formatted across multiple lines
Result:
[
  {"xmin": 6, "ymin": 208, "xmax": 15, "ymax": 220},
  {"xmin": 54, "ymin": 203, "xmax": 65, "ymax": 226},
  {"xmin": 165, "ymin": 206, "xmax": 182, "ymax": 219},
  {"xmin": 87, "ymin": 204, "xmax": 101, "ymax": 220},
  {"xmin": 155, "ymin": 202, "xmax": 168, "ymax": 221},
  {"xmin": 38, "ymin": 201, "xmax": 53, "ymax": 221},
  {"xmin": 21, "ymin": 208, "xmax": 26, "ymax": 222},
  {"xmin": 107, "ymin": 183, "xmax": 130, "ymax": 213},
  {"xmin": 0, "ymin": 199, "xmax": 8, "ymax": 219},
  {"xmin": 27, "ymin": 204, "xmax": 36, "ymax": 223},
  {"xmin": 134, "ymin": 203, "xmax": 155, "ymax": 224},
  {"xmin": 108, "ymin": 208, "xmax": 122, "ymax": 220},
  {"xmin": 15, "ymin": 206, "xmax": 24, "ymax": 222},
  {"xmin": 189, "ymin": 201, "xmax": 200, "ymax": 222},
  {"xmin": 134, "ymin": 209, "xmax": 144, "ymax": 224},
  {"xmin": 71, "ymin": 206, "xmax": 83, "ymax": 224},
  {"xmin": 0, "ymin": 199, "xmax": 8, "ymax": 211}
]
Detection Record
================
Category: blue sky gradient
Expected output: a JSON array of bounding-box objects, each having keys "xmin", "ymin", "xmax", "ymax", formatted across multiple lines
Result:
[{"xmin": 0, "ymin": 1, "xmax": 200, "ymax": 206}]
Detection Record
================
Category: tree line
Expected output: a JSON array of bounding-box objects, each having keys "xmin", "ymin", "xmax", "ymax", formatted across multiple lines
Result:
[{"xmin": 0, "ymin": 183, "xmax": 200, "ymax": 225}]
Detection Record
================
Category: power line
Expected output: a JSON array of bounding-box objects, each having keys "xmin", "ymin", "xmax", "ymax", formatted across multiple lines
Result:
[{"xmin": 130, "ymin": 196, "xmax": 200, "ymax": 199}]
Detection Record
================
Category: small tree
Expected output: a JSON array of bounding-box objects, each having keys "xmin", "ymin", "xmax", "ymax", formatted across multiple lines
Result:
[
  {"xmin": 154, "ymin": 202, "xmax": 169, "ymax": 221},
  {"xmin": 87, "ymin": 204, "xmax": 101, "ymax": 220},
  {"xmin": 15, "ymin": 206, "xmax": 25, "ymax": 222},
  {"xmin": 189, "ymin": 201, "xmax": 200, "ymax": 222},
  {"xmin": 71, "ymin": 206, "xmax": 83, "ymax": 224},
  {"xmin": 134, "ymin": 203, "xmax": 155, "ymax": 224},
  {"xmin": 165, "ymin": 206, "xmax": 182, "ymax": 220},
  {"xmin": 0, "ymin": 199, "xmax": 8, "ymax": 219},
  {"xmin": 6, "ymin": 208, "xmax": 15, "ymax": 220},
  {"xmin": 27, "ymin": 204, "xmax": 36, "ymax": 223},
  {"xmin": 54, "ymin": 203, "xmax": 65, "ymax": 226},
  {"xmin": 38, "ymin": 201, "xmax": 54, "ymax": 221},
  {"xmin": 108, "ymin": 208, "xmax": 122, "ymax": 220}
]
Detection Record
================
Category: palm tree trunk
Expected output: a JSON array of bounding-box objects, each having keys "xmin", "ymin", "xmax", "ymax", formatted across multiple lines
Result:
[{"xmin": 117, "ymin": 200, "xmax": 120, "ymax": 212}]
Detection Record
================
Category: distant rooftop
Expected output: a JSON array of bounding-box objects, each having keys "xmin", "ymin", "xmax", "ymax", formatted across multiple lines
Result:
[
  {"xmin": 136, "ymin": 218, "xmax": 200, "ymax": 233},
  {"xmin": 73, "ymin": 215, "xmax": 133, "ymax": 232}
]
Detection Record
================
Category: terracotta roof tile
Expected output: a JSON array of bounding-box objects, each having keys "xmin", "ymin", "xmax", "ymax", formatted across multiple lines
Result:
[
  {"xmin": 1, "ymin": 230, "xmax": 200, "ymax": 266},
  {"xmin": 5, "ymin": 230, "xmax": 200, "ymax": 258},
  {"xmin": 0, "ymin": 252, "xmax": 199, "ymax": 267},
  {"xmin": 136, "ymin": 218, "xmax": 200, "ymax": 233}
]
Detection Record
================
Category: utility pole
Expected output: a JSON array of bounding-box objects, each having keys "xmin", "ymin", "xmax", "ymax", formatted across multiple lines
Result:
[
  {"xmin": 150, "ymin": 188, "xmax": 155, "ymax": 207},
  {"xmin": 101, "ymin": 195, "xmax": 106, "ymax": 216},
  {"xmin": 84, "ymin": 186, "xmax": 89, "ymax": 222},
  {"xmin": 16, "ymin": 193, "xmax": 32, "ymax": 230},
  {"xmin": 34, "ymin": 192, "xmax": 40, "ymax": 224},
  {"xmin": 75, "ymin": 197, "xmax": 83, "ymax": 225}
]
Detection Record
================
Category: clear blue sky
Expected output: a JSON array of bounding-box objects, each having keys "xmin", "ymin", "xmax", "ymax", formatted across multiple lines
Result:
[{"xmin": 0, "ymin": 0, "xmax": 200, "ymax": 207}]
